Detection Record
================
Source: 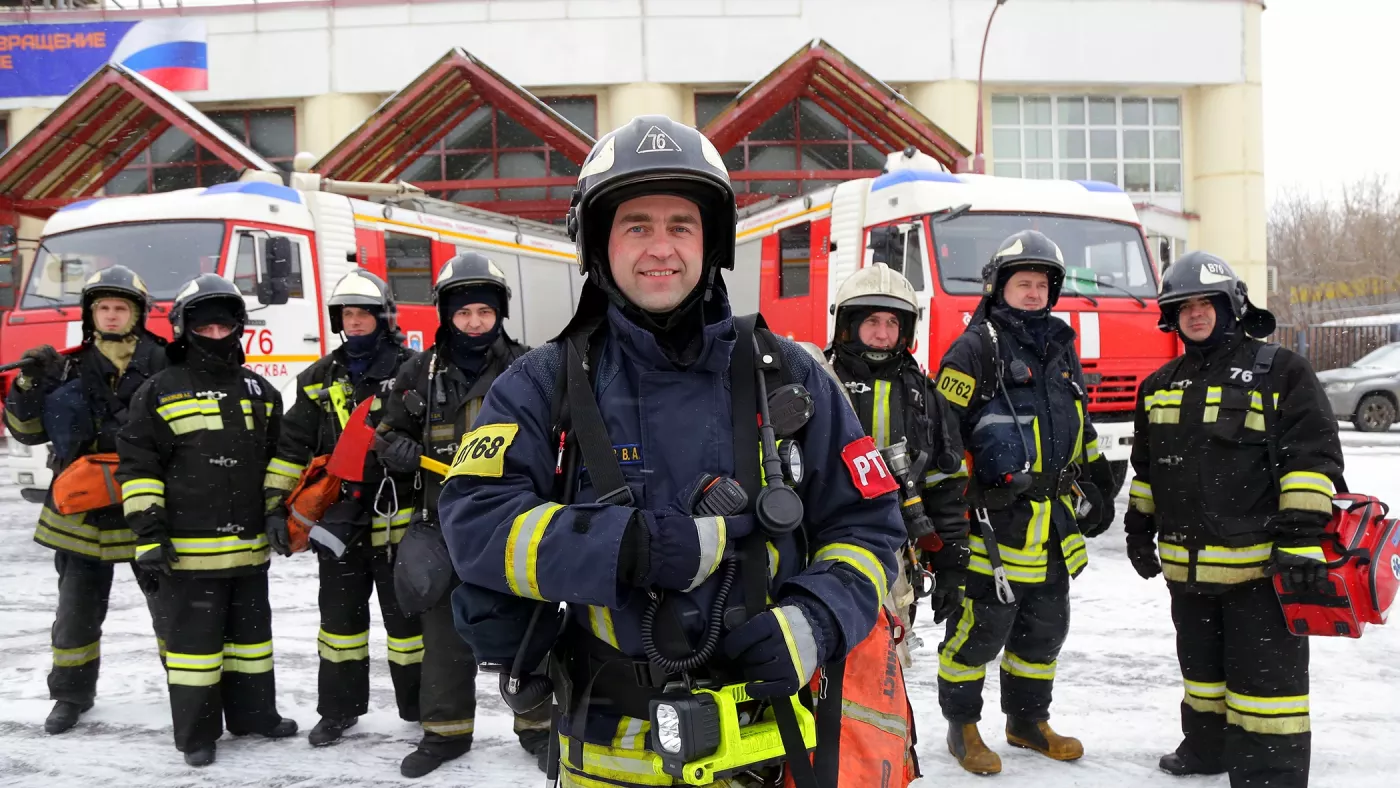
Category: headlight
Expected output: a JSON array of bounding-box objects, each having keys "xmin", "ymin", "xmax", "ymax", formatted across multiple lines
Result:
[
  {"xmin": 1324, "ymin": 381, "xmax": 1356, "ymax": 394},
  {"xmin": 655, "ymin": 703, "xmax": 683, "ymax": 754}
]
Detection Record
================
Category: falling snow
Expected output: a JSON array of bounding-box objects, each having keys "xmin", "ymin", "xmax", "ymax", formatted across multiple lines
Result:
[{"xmin": 2, "ymin": 429, "xmax": 1398, "ymax": 786}]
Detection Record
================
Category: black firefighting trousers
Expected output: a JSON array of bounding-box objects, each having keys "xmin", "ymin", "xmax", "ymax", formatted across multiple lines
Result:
[
  {"xmin": 417, "ymin": 594, "xmax": 551, "ymax": 753},
  {"xmin": 937, "ymin": 569, "xmax": 1071, "ymax": 723},
  {"xmin": 1170, "ymin": 580, "xmax": 1310, "ymax": 788},
  {"xmin": 155, "ymin": 571, "xmax": 280, "ymax": 752},
  {"xmin": 49, "ymin": 552, "xmax": 165, "ymax": 706},
  {"xmin": 316, "ymin": 544, "xmax": 422, "ymax": 720}
]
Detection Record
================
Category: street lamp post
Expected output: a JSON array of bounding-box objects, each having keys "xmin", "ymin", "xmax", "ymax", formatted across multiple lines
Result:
[{"xmin": 972, "ymin": 0, "xmax": 1009, "ymax": 175}]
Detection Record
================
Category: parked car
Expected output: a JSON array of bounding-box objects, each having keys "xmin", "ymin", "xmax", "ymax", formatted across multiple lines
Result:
[{"xmin": 1317, "ymin": 342, "xmax": 1400, "ymax": 432}]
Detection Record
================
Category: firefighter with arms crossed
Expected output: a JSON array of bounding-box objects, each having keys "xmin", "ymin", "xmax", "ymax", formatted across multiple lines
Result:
[
  {"xmin": 262, "ymin": 270, "xmax": 422, "ymax": 749},
  {"xmin": 825, "ymin": 263, "xmax": 968, "ymax": 631},
  {"xmin": 374, "ymin": 252, "xmax": 549, "ymax": 777},
  {"xmin": 930, "ymin": 230, "xmax": 1116, "ymax": 775},
  {"xmin": 4, "ymin": 266, "xmax": 167, "ymax": 735},
  {"xmin": 116, "ymin": 274, "xmax": 297, "ymax": 766},
  {"xmin": 1126, "ymin": 252, "xmax": 1341, "ymax": 787},
  {"xmin": 437, "ymin": 116, "xmax": 905, "ymax": 787}
]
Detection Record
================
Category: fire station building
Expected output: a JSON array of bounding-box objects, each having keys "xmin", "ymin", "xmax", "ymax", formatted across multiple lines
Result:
[{"xmin": 0, "ymin": 0, "xmax": 1267, "ymax": 295}]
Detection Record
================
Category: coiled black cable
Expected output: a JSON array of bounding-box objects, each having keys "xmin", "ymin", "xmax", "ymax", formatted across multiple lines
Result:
[{"xmin": 641, "ymin": 558, "xmax": 738, "ymax": 674}]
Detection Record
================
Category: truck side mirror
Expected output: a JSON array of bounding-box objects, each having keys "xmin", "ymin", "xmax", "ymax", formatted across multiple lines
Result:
[
  {"xmin": 0, "ymin": 225, "xmax": 16, "ymax": 310},
  {"xmin": 1158, "ymin": 238, "xmax": 1172, "ymax": 270},
  {"xmin": 257, "ymin": 236, "xmax": 292, "ymax": 305},
  {"xmin": 867, "ymin": 226, "xmax": 893, "ymax": 264}
]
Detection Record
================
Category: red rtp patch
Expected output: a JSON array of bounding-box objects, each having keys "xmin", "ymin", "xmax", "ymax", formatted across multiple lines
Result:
[{"xmin": 841, "ymin": 436, "xmax": 899, "ymax": 499}]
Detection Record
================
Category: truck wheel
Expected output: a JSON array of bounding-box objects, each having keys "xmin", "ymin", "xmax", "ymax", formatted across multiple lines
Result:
[
  {"xmin": 1109, "ymin": 461, "xmax": 1128, "ymax": 499},
  {"xmin": 1353, "ymin": 393, "xmax": 1396, "ymax": 432}
]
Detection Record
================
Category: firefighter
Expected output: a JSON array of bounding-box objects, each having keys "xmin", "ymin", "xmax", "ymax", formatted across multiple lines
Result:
[
  {"xmin": 115, "ymin": 274, "xmax": 296, "ymax": 766},
  {"xmin": 374, "ymin": 252, "xmax": 547, "ymax": 777},
  {"xmin": 825, "ymin": 263, "xmax": 968, "ymax": 632},
  {"xmin": 930, "ymin": 230, "xmax": 1117, "ymax": 775},
  {"xmin": 1126, "ymin": 252, "xmax": 1341, "ymax": 787},
  {"xmin": 3, "ymin": 266, "xmax": 167, "ymax": 735},
  {"xmin": 436, "ymin": 116, "xmax": 906, "ymax": 788},
  {"xmin": 262, "ymin": 270, "xmax": 421, "ymax": 748}
]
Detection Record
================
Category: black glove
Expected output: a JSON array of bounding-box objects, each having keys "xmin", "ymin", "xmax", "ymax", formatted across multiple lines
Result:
[
  {"xmin": 1268, "ymin": 541, "xmax": 1330, "ymax": 594},
  {"xmin": 309, "ymin": 498, "xmax": 369, "ymax": 559},
  {"xmin": 618, "ymin": 509, "xmax": 755, "ymax": 591},
  {"xmin": 1076, "ymin": 481, "xmax": 1111, "ymax": 537},
  {"xmin": 1125, "ymin": 533, "xmax": 1161, "ymax": 579},
  {"xmin": 134, "ymin": 536, "xmax": 178, "ymax": 576},
  {"xmin": 722, "ymin": 602, "xmax": 826, "ymax": 699},
  {"xmin": 266, "ymin": 513, "xmax": 292, "ymax": 557},
  {"xmin": 17, "ymin": 344, "xmax": 62, "ymax": 381},
  {"xmin": 374, "ymin": 434, "xmax": 424, "ymax": 475},
  {"xmin": 926, "ymin": 541, "xmax": 969, "ymax": 623}
]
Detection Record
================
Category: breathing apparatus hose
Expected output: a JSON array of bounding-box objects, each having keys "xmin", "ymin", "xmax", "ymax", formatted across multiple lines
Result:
[{"xmin": 641, "ymin": 558, "xmax": 738, "ymax": 675}]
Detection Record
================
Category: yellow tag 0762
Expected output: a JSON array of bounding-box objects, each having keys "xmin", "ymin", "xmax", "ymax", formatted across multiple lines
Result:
[
  {"xmin": 937, "ymin": 367, "xmax": 976, "ymax": 407},
  {"xmin": 447, "ymin": 423, "xmax": 519, "ymax": 479}
]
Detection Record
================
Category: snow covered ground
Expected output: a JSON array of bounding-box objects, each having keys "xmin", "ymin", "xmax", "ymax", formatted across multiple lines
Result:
[{"xmin": 1, "ymin": 432, "xmax": 1397, "ymax": 787}]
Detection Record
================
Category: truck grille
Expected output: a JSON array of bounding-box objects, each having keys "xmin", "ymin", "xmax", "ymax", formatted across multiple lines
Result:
[{"xmin": 1083, "ymin": 365, "xmax": 1139, "ymax": 409}]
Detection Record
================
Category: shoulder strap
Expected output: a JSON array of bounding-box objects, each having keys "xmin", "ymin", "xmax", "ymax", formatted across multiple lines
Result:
[
  {"xmin": 563, "ymin": 331, "xmax": 631, "ymax": 506},
  {"xmin": 1252, "ymin": 342, "xmax": 1283, "ymax": 492},
  {"xmin": 972, "ymin": 323, "xmax": 1001, "ymax": 403}
]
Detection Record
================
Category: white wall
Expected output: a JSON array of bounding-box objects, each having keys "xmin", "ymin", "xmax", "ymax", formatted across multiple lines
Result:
[{"xmin": 0, "ymin": 0, "xmax": 1252, "ymax": 110}]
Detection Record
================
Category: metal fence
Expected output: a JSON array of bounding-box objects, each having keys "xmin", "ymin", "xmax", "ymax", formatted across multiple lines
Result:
[{"xmin": 1272, "ymin": 324, "xmax": 1400, "ymax": 372}]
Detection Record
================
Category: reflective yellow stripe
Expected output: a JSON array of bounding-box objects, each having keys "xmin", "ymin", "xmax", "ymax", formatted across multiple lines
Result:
[
  {"xmin": 326, "ymin": 383, "xmax": 353, "ymax": 430},
  {"xmin": 155, "ymin": 399, "xmax": 201, "ymax": 419},
  {"xmin": 123, "ymin": 495, "xmax": 163, "ymax": 516},
  {"xmin": 968, "ymin": 553, "xmax": 1048, "ymax": 583},
  {"xmin": 938, "ymin": 597, "xmax": 986, "ymax": 682},
  {"xmin": 814, "ymin": 543, "xmax": 888, "ymax": 604},
  {"xmin": 926, "ymin": 459, "xmax": 968, "ymax": 486},
  {"xmin": 1031, "ymin": 416, "xmax": 1043, "ymax": 472},
  {"xmin": 558, "ymin": 736, "xmax": 672, "ymax": 786},
  {"xmin": 168, "ymin": 669, "xmax": 223, "ymax": 687},
  {"xmin": 5, "ymin": 409, "xmax": 43, "ymax": 434},
  {"xmin": 121, "ymin": 478, "xmax": 165, "ymax": 497},
  {"xmin": 1129, "ymin": 480, "xmax": 1153, "ymax": 501},
  {"xmin": 1280, "ymin": 471, "xmax": 1335, "ymax": 495},
  {"xmin": 53, "ymin": 641, "xmax": 100, "ymax": 668},
  {"xmin": 1062, "ymin": 531, "xmax": 1088, "ymax": 576},
  {"xmin": 167, "ymin": 650, "xmax": 223, "ymax": 686},
  {"xmin": 871, "ymin": 380, "xmax": 891, "ymax": 448},
  {"xmin": 422, "ymin": 719, "xmax": 475, "ymax": 736},
  {"xmin": 505, "ymin": 503, "xmax": 564, "ymax": 600},
  {"xmin": 1198, "ymin": 543, "xmax": 1273, "ymax": 565},
  {"xmin": 1279, "ymin": 545, "xmax": 1325, "ymax": 561},
  {"xmin": 1146, "ymin": 390, "xmax": 1184, "ymax": 410},
  {"xmin": 370, "ymin": 507, "xmax": 414, "ymax": 546},
  {"xmin": 169, "ymin": 535, "xmax": 270, "ymax": 571},
  {"xmin": 842, "ymin": 698, "xmax": 909, "ymax": 738},
  {"xmin": 265, "ymin": 458, "xmax": 304, "ymax": 480},
  {"xmin": 969, "ymin": 534, "xmax": 1047, "ymax": 567},
  {"xmin": 223, "ymin": 639, "xmax": 274, "ymax": 674},
  {"xmin": 1073, "ymin": 400, "xmax": 1085, "ymax": 463},
  {"xmin": 1227, "ymin": 710, "xmax": 1310, "ymax": 734},
  {"xmin": 388, "ymin": 634, "xmax": 425, "ymax": 665},
  {"xmin": 612, "ymin": 716, "xmax": 648, "ymax": 750},
  {"xmin": 263, "ymin": 472, "xmax": 298, "ymax": 492},
  {"xmin": 1184, "ymin": 679, "xmax": 1227, "ymax": 712},
  {"xmin": 318, "ymin": 628, "xmax": 370, "ymax": 662},
  {"xmin": 1281, "ymin": 491, "xmax": 1333, "ymax": 513},
  {"xmin": 1185, "ymin": 694, "xmax": 1227, "ymax": 714},
  {"xmin": 772, "ymin": 607, "xmax": 809, "ymax": 681},
  {"xmin": 1150, "ymin": 407, "xmax": 1181, "ymax": 424},
  {"xmin": 1001, "ymin": 651, "xmax": 1056, "ymax": 681},
  {"xmin": 1226, "ymin": 691, "xmax": 1309, "ymax": 717},
  {"xmin": 587, "ymin": 606, "xmax": 619, "ymax": 649}
]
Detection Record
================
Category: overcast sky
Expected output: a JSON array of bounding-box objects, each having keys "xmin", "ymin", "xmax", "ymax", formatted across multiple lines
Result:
[{"xmin": 1263, "ymin": 0, "xmax": 1393, "ymax": 202}]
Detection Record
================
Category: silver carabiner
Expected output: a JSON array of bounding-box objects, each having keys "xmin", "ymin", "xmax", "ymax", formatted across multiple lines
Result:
[
  {"xmin": 993, "ymin": 568, "xmax": 1016, "ymax": 605},
  {"xmin": 375, "ymin": 475, "xmax": 398, "ymax": 519}
]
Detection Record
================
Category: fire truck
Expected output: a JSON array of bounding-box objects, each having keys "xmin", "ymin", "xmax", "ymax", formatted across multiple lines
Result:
[
  {"xmin": 726, "ymin": 151, "xmax": 1178, "ymax": 495},
  {"xmin": 0, "ymin": 167, "xmax": 582, "ymax": 495}
]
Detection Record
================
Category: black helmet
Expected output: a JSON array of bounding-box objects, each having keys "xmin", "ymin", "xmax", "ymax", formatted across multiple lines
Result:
[
  {"xmin": 1156, "ymin": 251, "xmax": 1276, "ymax": 337},
  {"xmin": 169, "ymin": 274, "xmax": 246, "ymax": 340},
  {"xmin": 327, "ymin": 269, "xmax": 397, "ymax": 335},
  {"xmin": 434, "ymin": 252, "xmax": 511, "ymax": 320},
  {"xmin": 565, "ymin": 115, "xmax": 736, "ymax": 328},
  {"xmin": 81, "ymin": 265, "xmax": 149, "ymax": 340},
  {"xmin": 980, "ymin": 230, "xmax": 1067, "ymax": 308}
]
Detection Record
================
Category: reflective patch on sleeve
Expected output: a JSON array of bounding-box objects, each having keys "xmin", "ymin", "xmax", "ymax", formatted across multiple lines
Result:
[
  {"xmin": 446, "ymin": 423, "xmax": 520, "ymax": 479},
  {"xmin": 840, "ymin": 436, "xmax": 899, "ymax": 499},
  {"xmin": 937, "ymin": 367, "xmax": 976, "ymax": 407}
]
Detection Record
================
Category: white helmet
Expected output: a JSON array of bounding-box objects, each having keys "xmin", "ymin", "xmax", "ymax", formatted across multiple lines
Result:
[{"xmin": 831, "ymin": 262, "xmax": 919, "ymax": 317}]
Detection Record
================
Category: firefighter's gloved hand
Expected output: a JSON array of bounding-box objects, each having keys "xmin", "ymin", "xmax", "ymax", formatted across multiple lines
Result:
[
  {"xmin": 309, "ymin": 499, "xmax": 367, "ymax": 560},
  {"xmin": 1126, "ymin": 533, "xmax": 1162, "ymax": 580},
  {"xmin": 134, "ymin": 536, "xmax": 178, "ymax": 576},
  {"xmin": 1268, "ymin": 541, "xmax": 1331, "ymax": 594},
  {"xmin": 619, "ymin": 509, "xmax": 755, "ymax": 591},
  {"xmin": 265, "ymin": 513, "xmax": 292, "ymax": 557},
  {"xmin": 17, "ymin": 344, "xmax": 63, "ymax": 382},
  {"xmin": 374, "ymin": 433, "xmax": 424, "ymax": 475},
  {"xmin": 1076, "ymin": 481, "xmax": 1112, "ymax": 537},
  {"xmin": 723, "ymin": 601, "xmax": 828, "ymax": 700},
  {"xmin": 927, "ymin": 541, "xmax": 969, "ymax": 623}
]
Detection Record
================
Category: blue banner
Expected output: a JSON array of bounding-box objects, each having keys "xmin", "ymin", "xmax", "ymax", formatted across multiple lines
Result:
[{"xmin": 0, "ymin": 19, "xmax": 208, "ymax": 98}]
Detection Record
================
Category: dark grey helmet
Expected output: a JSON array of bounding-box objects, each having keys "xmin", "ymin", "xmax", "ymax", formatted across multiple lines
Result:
[
  {"xmin": 1157, "ymin": 251, "xmax": 1275, "ymax": 337},
  {"xmin": 980, "ymin": 229, "xmax": 1067, "ymax": 308},
  {"xmin": 434, "ymin": 252, "xmax": 511, "ymax": 320},
  {"xmin": 81, "ymin": 264, "xmax": 149, "ymax": 339},
  {"xmin": 169, "ymin": 274, "xmax": 246, "ymax": 340}
]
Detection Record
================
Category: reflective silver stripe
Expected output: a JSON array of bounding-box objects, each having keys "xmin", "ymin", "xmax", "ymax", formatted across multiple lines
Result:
[
  {"xmin": 308, "ymin": 525, "xmax": 348, "ymax": 557},
  {"xmin": 684, "ymin": 516, "xmax": 727, "ymax": 592},
  {"xmin": 972, "ymin": 413, "xmax": 1035, "ymax": 434},
  {"xmin": 841, "ymin": 698, "xmax": 908, "ymax": 739},
  {"xmin": 773, "ymin": 605, "xmax": 819, "ymax": 685}
]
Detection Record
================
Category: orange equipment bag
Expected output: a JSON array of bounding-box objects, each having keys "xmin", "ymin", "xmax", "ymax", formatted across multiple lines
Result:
[
  {"xmin": 51, "ymin": 453, "xmax": 122, "ymax": 515},
  {"xmin": 285, "ymin": 455, "xmax": 341, "ymax": 554},
  {"xmin": 784, "ymin": 607, "xmax": 920, "ymax": 788}
]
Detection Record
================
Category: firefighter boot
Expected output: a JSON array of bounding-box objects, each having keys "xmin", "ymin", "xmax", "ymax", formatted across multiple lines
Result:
[
  {"xmin": 518, "ymin": 729, "xmax": 551, "ymax": 773},
  {"xmin": 1159, "ymin": 750, "xmax": 1226, "ymax": 776},
  {"xmin": 947, "ymin": 722, "xmax": 1002, "ymax": 775},
  {"xmin": 1005, "ymin": 717, "xmax": 1084, "ymax": 761},
  {"xmin": 230, "ymin": 717, "xmax": 299, "ymax": 738},
  {"xmin": 184, "ymin": 743, "xmax": 217, "ymax": 767},
  {"xmin": 308, "ymin": 716, "xmax": 358, "ymax": 747},
  {"xmin": 400, "ymin": 736, "xmax": 472, "ymax": 778},
  {"xmin": 44, "ymin": 700, "xmax": 92, "ymax": 735}
]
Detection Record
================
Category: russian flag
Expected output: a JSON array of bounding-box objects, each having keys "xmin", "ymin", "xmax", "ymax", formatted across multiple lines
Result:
[{"xmin": 111, "ymin": 19, "xmax": 208, "ymax": 92}]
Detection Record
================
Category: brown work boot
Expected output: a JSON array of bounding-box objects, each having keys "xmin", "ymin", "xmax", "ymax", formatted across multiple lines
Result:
[
  {"xmin": 1005, "ymin": 717, "xmax": 1084, "ymax": 761},
  {"xmin": 947, "ymin": 722, "xmax": 1002, "ymax": 775}
]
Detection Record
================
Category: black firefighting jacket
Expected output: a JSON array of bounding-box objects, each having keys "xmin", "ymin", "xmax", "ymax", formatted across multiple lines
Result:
[
  {"xmin": 1128, "ymin": 333, "xmax": 1343, "ymax": 589},
  {"xmin": 378, "ymin": 335, "xmax": 526, "ymax": 519},
  {"xmin": 830, "ymin": 347, "xmax": 969, "ymax": 548},
  {"xmin": 932, "ymin": 309, "xmax": 1103, "ymax": 585},
  {"xmin": 5, "ymin": 337, "xmax": 166, "ymax": 562},
  {"xmin": 264, "ymin": 338, "xmax": 417, "ymax": 549},
  {"xmin": 115, "ymin": 344, "xmax": 282, "ymax": 577}
]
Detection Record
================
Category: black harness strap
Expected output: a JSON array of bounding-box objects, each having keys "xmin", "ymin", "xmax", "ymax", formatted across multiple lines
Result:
[{"xmin": 565, "ymin": 335, "xmax": 631, "ymax": 506}]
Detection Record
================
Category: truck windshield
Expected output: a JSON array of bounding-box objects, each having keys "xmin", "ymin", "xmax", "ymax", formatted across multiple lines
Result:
[
  {"xmin": 930, "ymin": 213, "xmax": 1157, "ymax": 299},
  {"xmin": 22, "ymin": 221, "xmax": 226, "ymax": 309}
]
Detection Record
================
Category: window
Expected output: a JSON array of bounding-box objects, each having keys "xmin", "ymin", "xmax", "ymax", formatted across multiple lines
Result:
[
  {"xmin": 107, "ymin": 108, "xmax": 297, "ymax": 196},
  {"xmin": 882, "ymin": 224, "xmax": 926, "ymax": 292},
  {"xmin": 384, "ymin": 232, "xmax": 433, "ymax": 305},
  {"xmin": 232, "ymin": 232, "xmax": 305, "ymax": 298},
  {"xmin": 778, "ymin": 222, "xmax": 811, "ymax": 298},
  {"xmin": 990, "ymin": 96, "xmax": 1182, "ymax": 196},
  {"xmin": 405, "ymin": 96, "xmax": 597, "ymax": 222},
  {"xmin": 23, "ymin": 221, "xmax": 226, "ymax": 308},
  {"xmin": 694, "ymin": 92, "xmax": 884, "ymax": 205}
]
